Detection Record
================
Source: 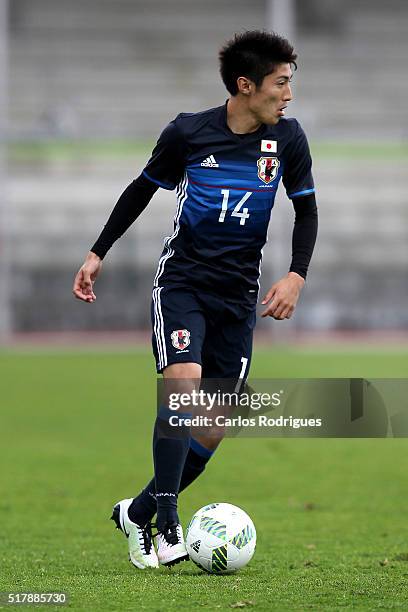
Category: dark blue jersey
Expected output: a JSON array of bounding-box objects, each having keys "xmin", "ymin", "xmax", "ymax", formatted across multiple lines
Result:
[{"xmin": 143, "ymin": 102, "xmax": 315, "ymax": 307}]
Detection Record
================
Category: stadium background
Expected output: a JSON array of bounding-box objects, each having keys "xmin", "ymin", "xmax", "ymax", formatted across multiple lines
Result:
[
  {"xmin": 1, "ymin": 1, "xmax": 408, "ymax": 610},
  {"xmin": 1, "ymin": 0, "xmax": 407, "ymax": 339}
]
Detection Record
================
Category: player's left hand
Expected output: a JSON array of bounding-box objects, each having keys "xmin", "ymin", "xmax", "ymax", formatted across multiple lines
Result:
[{"xmin": 261, "ymin": 272, "xmax": 305, "ymax": 320}]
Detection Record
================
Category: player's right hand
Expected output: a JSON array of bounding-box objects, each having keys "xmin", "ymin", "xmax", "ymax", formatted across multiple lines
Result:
[{"xmin": 72, "ymin": 251, "xmax": 102, "ymax": 303}]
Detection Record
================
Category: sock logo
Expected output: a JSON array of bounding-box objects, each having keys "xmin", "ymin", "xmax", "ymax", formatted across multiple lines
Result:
[{"xmin": 156, "ymin": 492, "xmax": 177, "ymax": 498}]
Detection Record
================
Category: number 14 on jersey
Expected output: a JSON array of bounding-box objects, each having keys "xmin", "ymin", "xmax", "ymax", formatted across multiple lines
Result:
[{"xmin": 218, "ymin": 189, "xmax": 251, "ymax": 226}]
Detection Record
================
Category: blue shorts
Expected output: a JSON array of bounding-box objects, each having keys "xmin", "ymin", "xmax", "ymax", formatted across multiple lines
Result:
[{"xmin": 151, "ymin": 285, "xmax": 256, "ymax": 379}]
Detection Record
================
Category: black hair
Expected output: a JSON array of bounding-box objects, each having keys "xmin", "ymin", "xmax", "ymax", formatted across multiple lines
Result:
[{"xmin": 219, "ymin": 30, "xmax": 297, "ymax": 96}]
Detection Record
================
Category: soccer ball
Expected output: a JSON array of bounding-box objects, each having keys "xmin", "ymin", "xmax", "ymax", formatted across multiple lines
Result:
[{"xmin": 185, "ymin": 502, "xmax": 256, "ymax": 573}]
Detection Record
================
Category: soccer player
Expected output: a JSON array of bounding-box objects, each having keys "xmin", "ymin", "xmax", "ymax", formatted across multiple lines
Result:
[{"xmin": 73, "ymin": 30, "xmax": 318, "ymax": 569}]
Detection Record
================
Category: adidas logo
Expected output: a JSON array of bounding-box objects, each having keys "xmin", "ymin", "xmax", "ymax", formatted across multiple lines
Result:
[
  {"xmin": 191, "ymin": 540, "xmax": 201, "ymax": 553},
  {"xmin": 201, "ymin": 155, "xmax": 219, "ymax": 168}
]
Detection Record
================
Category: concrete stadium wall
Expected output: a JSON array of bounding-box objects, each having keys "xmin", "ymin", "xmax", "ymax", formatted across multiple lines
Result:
[{"xmin": 7, "ymin": 153, "xmax": 408, "ymax": 332}]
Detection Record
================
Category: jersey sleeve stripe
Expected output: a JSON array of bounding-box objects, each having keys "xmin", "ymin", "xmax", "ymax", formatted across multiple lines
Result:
[
  {"xmin": 288, "ymin": 188, "xmax": 315, "ymax": 198},
  {"xmin": 142, "ymin": 170, "xmax": 174, "ymax": 190}
]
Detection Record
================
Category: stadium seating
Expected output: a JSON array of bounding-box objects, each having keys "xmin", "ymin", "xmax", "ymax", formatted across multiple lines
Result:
[{"xmin": 7, "ymin": 0, "xmax": 408, "ymax": 331}]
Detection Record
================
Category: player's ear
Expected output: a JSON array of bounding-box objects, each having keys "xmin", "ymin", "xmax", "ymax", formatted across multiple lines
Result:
[{"xmin": 236, "ymin": 76, "xmax": 253, "ymax": 96}]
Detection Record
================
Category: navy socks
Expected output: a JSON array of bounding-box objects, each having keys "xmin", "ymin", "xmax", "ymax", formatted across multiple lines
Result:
[
  {"xmin": 128, "ymin": 437, "xmax": 214, "ymax": 528},
  {"xmin": 181, "ymin": 438, "xmax": 214, "ymax": 491},
  {"xmin": 152, "ymin": 407, "xmax": 190, "ymax": 530}
]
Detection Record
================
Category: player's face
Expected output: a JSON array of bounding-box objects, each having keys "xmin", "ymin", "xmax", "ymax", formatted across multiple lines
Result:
[{"xmin": 249, "ymin": 64, "xmax": 293, "ymax": 125}]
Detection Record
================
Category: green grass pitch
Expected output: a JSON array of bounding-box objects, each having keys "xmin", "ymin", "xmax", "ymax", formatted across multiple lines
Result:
[{"xmin": 1, "ymin": 347, "xmax": 408, "ymax": 611}]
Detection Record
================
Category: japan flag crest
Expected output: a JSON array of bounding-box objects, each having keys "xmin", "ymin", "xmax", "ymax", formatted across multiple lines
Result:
[{"xmin": 257, "ymin": 157, "xmax": 280, "ymax": 184}]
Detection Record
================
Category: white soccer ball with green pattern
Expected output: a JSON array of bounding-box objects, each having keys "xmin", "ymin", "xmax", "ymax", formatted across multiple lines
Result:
[{"xmin": 185, "ymin": 502, "xmax": 256, "ymax": 573}]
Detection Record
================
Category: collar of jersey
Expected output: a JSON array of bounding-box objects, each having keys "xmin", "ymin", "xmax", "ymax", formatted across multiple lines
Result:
[{"xmin": 219, "ymin": 100, "xmax": 268, "ymax": 142}]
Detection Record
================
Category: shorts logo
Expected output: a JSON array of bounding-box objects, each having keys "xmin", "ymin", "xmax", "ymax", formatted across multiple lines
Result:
[
  {"xmin": 257, "ymin": 157, "xmax": 280, "ymax": 184},
  {"xmin": 171, "ymin": 329, "xmax": 191, "ymax": 350}
]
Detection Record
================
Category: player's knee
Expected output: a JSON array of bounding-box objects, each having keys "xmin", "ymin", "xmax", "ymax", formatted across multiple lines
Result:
[
  {"xmin": 162, "ymin": 362, "xmax": 202, "ymax": 400},
  {"xmin": 163, "ymin": 362, "xmax": 201, "ymax": 380}
]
